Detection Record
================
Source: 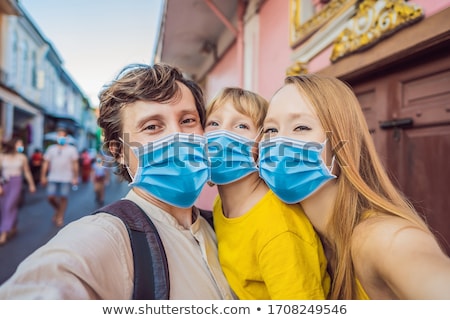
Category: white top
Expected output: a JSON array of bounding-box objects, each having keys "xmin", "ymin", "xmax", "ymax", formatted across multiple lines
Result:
[
  {"xmin": 0, "ymin": 154, "xmax": 25, "ymax": 179},
  {"xmin": 44, "ymin": 144, "xmax": 79, "ymax": 182},
  {"xmin": 0, "ymin": 189, "xmax": 235, "ymax": 300}
]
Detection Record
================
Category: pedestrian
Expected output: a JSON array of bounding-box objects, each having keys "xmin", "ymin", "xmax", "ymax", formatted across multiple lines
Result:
[
  {"xmin": 205, "ymin": 87, "xmax": 330, "ymax": 299},
  {"xmin": 91, "ymin": 153, "xmax": 110, "ymax": 206},
  {"xmin": 29, "ymin": 148, "xmax": 43, "ymax": 186},
  {"xmin": 40, "ymin": 127, "xmax": 79, "ymax": 227},
  {"xmin": 0, "ymin": 62, "xmax": 234, "ymax": 300},
  {"xmin": 0, "ymin": 138, "xmax": 36, "ymax": 245},
  {"xmin": 260, "ymin": 73, "xmax": 450, "ymax": 299},
  {"xmin": 79, "ymin": 148, "xmax": 92, "ymax": 183}
]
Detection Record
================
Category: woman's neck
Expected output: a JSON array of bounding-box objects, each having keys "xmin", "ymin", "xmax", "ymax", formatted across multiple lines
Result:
[
  {"xmin": 217, "ymin": 172, "xmax": 268, "ymax": 218},
  {"xmin": 300, "ymin": 180, "xmax": 338, "ymax": 241}
]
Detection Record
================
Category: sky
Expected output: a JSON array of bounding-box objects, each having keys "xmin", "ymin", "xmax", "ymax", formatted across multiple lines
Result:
[{"xmin": 19, "ymin": 0, "xmax": 163, "ymax": 106}]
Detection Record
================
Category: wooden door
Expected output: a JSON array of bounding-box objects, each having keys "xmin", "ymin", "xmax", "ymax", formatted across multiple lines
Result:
[{"xmin": 352, "ymin": 51, "xmax": 450, "ymax": 255}]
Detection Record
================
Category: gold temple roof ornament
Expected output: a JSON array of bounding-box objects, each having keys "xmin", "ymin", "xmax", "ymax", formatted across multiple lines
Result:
[{"xmin": 331, "ymin": 0, "xmax": 423, "ymax": 62}]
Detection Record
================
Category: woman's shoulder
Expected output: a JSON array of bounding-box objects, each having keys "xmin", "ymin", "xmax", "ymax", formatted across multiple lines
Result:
[
  {"xmin": 353, "ymin": 214, "xmax": 422, "ymax": 251},
  {"xmin": 352, "ymin": 213, "xmax": 440, "ymax": 272},
  {"xmin": 352, "ymin": 212, "xmax": 450, "ymax": 299}
]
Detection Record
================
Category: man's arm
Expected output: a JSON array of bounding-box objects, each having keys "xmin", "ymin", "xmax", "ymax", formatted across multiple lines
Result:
[
  {"xmin": 72, "ymin": 158, "xmax": 79, "ymax": 185},
  {"xmin": 40, "ymin": 159, "xmax": 49, "ymax": 186}
]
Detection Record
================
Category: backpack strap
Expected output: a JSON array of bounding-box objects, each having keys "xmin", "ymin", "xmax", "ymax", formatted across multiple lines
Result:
[{"xmin": 93, "ymin": 199, "xmax": 170, "ymax": 300}]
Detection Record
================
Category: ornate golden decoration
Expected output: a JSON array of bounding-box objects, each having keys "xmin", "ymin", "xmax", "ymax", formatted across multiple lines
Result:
[
  {"xmin": 286, "ymin": 61, "xmax": 308, "ymax": 76},
  {"xmin": 290, "ymin": 0, "xmax": 351, "ymax": 47},
  {"xmin": 331, "ymin": 0, "xmax": 423, "ymax": 62}
]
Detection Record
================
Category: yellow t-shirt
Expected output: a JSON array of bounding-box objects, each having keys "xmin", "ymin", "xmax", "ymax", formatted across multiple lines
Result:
[{"xmin": 213, "ymin": 190, "xmax": 330, "ymax": 299}]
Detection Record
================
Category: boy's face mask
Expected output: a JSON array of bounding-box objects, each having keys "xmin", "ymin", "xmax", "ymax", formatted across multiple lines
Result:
[{"xmin": 205, "ymin": 129, "xmax": 258, "ymax": 185}]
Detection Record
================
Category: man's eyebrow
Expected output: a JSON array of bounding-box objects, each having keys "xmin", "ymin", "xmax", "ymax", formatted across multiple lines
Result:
[{"xmin": 135, "ymin": 114, "xmax": 162, "ymax": 129}]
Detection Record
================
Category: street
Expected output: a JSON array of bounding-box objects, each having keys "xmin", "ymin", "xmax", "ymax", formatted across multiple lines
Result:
[{"xmin": 0, "ymin": 177, "xmax": 131, "ymax": 285}]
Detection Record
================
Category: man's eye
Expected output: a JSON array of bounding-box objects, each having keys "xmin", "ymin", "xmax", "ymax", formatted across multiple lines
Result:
[
  {"xmin": 144, "ymin": 124, "xmax": 157, "ymax": 131},
  {"xmin": 182, "ymin": 118, "xmax": 196, "ymax": 124}
]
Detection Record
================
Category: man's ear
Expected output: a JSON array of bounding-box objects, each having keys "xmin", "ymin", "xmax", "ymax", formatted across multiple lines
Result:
[{"xmin": 109, "ymin": 140, "xmax": 124, "ymax": 165}]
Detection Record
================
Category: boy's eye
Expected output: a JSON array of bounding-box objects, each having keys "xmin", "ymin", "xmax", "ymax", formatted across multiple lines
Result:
[
  {"xmin": 206, "ymin": 121, "xmax": 219, "ymax": 127},
  {"xmin": 236, "ymin": 123, "xmax": 249, "ymax": 130}
]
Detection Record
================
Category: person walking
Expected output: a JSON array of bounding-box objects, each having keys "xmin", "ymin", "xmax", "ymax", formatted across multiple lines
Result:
[
  {"xmin": 91, "ymin": 153, "xmax": 110, "ymax": 206},
  {"xmin": 40, "ymin": 127, "xmax": 79, "ymax": 227},
  {"xmin": 0, "ymin": 138, "xmax": 36, "ymax": 245},
  {"xmin": 29, "ymin": 148, "xmax": 43, "ymax": 186},
  {"xmin": 79, "ymin": 149, "xmax": 92, "ymax": 183}
]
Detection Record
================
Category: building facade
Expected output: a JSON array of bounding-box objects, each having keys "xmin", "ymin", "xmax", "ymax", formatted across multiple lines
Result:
[
  {"xmin": 155, "ymin": 0, "xmax": 450, "ymax": 254},
  {"xmin": 0, "ymin": 0, "xmax": 97, "ymax": 155}
]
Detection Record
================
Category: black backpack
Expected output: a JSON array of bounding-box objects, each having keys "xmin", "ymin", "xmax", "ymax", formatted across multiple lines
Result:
[{"xmin": 93, "ymin": 199, "xmax": 214, "ymax": 300}]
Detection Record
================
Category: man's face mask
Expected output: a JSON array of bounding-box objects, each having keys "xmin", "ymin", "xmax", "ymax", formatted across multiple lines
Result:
[
  {"xmin": 123, "ymin": 133, "xmax": 209, "ymax": 208},
  {"xmin": 57, "ymin": 136, "xmax": 67, "ymax": 145}
]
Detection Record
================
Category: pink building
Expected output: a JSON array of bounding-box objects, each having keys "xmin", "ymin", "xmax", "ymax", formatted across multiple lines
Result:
[{"xmin": 155, "ymin": 0, "xmax": 450, "ymax": 254}]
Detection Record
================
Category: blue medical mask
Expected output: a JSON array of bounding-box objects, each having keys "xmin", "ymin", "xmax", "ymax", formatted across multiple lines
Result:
[
  {"xmin": 57, "ymin": 137, "xmax": 66, "ymax": 145},
  {"xmin": 125, "ymin": 133, "xmax": 210, "ymax": 208},
  {"xmin": 259, "ymin": 136, "xmax": 336, "ymax": 204},
  {"xmin": 206, "ymin": 130, "xmax": 258, "ymax": 185},
  {"xmin": 16, "ymin": 146, "xmax": 24, "ymax": 153}
]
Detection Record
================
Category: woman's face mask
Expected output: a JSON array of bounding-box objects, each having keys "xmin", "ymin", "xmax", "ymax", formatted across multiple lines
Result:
[{"xmin": 259, "ymin": 136, "xmax": 336, "ymax": 203}]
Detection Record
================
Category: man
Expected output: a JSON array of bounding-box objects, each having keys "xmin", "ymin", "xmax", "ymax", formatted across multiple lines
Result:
[
  {"xmin": 40, "ymin": 127, "xmax": 79, "ymax": 227},
  {"xmin": 0, "ymin": 63, "xmax": 234, "ymax": 300}
]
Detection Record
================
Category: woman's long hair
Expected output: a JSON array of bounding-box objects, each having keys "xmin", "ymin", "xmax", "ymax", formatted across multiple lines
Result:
[{"xmin": 285, "ymin": 74, "xmax": 431, "ymax": 299}]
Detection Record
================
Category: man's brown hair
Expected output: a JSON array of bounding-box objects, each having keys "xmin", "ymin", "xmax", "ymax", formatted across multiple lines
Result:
[{"xmin": 97, "ymin": 63, "xmax": 206, "ymax": 182}]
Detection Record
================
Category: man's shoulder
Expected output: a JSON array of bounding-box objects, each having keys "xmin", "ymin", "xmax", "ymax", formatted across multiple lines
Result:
[{"xmin": 44, "ymin": 145, "xmax": 57, "ymax": 156}]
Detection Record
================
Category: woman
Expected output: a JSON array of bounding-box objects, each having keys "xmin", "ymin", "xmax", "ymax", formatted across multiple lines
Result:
[
  {"xmin": 260, "ymin": 74, "xmax": 450, "ymax": 299},
  {"xmin": 0, "ymin": 138, "xmax": 36, "ymax": 245}
]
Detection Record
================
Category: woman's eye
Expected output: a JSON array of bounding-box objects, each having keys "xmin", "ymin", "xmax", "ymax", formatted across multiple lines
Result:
[
  {"xmin": 263, "ymin": 128, "xmax": 278, "ymax": 134},
  {"xmin": 294, "ymin": 125, "xmax": 311, "ymax": 131}
]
